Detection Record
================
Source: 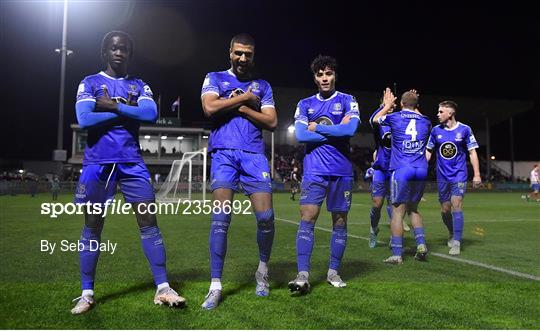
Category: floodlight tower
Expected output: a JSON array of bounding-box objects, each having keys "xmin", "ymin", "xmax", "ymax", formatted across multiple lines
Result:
[{"xmin": 53, "ymin": 0, "xmax": 73, "ymax": 162}]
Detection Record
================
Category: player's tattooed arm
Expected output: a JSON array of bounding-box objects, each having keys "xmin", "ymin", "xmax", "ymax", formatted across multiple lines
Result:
[
  {"xmin": 202, "ymin": 87, "xmax": 260, "ymax": 117},
  {"xmin": 238, "ymin": 104, "xmax": 278, "ymax": 131},
  {"xmin": 372, "ymin": 88, "xmax": 397, "ymax": 124},
  {"xmin": 469, "ymin": 148, "xmax": 482, "ymax": 188}
]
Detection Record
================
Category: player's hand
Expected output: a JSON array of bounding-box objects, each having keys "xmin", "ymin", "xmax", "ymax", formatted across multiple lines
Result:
[
  {"xmin": 382, "ymin": 88, "xmax": 396, "ymax": 109},
  {"xmin": 96, "ymin": 85, "xmax": 118, "ymax": 112},
  {"xmin": 341, "ymin": 115, "xmax": 351, "ymax": 124},
  {"xmin": 243, "ymin": 86, "xmax": 261, "ymax": 110},
  {"xmin": 473, "ymin": 175, "xmax": 482, "ymax": 188},
  {"xmin": 308, "ymin": 122, "xmax": 317, "ymax": 131},
  {"xmin": 126, "ymin": 92, "xmax": 138, "ymax": 106}
]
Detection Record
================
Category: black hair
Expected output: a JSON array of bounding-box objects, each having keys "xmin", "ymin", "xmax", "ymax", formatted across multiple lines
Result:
[
  {"xmin": 230, "ymin": 33, "xmax": 255, "ymax": 48},
  {"xmin": 310, "ymin": 55, "xmax": 338, "ymax": 74},
  {"xmin": 101, "ymin": 30, "xmax": 134, "ymax": 61}
]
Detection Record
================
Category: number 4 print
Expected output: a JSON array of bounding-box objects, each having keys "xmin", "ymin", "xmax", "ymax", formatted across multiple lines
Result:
[{"xmin": 406, "ymin": 119, "xmax": 417, "ymax": 141}]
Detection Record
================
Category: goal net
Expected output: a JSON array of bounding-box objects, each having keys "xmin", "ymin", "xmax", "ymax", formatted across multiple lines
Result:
[{"xmin": 156, "ymin": 148, "xmax": 207, "ymax": 202}]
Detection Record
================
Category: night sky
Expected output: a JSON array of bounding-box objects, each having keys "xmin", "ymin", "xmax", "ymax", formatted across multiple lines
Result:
[{"xmin": 1, "ymin": 1, "xmax": 538, "ymax": 161}]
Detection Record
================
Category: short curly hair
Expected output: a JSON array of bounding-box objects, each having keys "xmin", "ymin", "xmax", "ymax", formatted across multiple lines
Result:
[{"xmin": 310, "ymin": 55, "xmax": 337, "ymax": 74}]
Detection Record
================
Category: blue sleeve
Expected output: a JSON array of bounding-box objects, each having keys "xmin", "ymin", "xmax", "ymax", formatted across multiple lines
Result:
[
  {"xmin": 315, "ymin": 117, "xmax": 359, "ymax": 137},
  {"xmin": 76, "ymin": 100, "xmax": 118, "ymax": 129},
  {"xmin": 426, "ymin": 129, "xmax": 436, "ymax": 150},
  {"xmin": 117, "ymin": 99, "xmax": 158, "ymax": 123},
  {"xmin": 369, "ymin": 106, "xmax": 384, "ymax": 127},
  {"xmin": 295, "ymin": 122, "xmax": 328, "ymax": 143}
]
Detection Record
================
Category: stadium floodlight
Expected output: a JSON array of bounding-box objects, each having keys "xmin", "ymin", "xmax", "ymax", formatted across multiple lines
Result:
[
  {"xmin": 491, "ymin": 155, "xmax": 496, "ymax": 160},
  {"xmin": 288, "ymin": 125, "xmax": 295, "ymax": 133},
  {"xmin": 144, "ymin": 135, "xmax": 151, "ymax": 139},
  {"xmin": 53, "ymin": 0, "xmax": 73, "ymax": 162},
  {"xmin": 177, "ymin": 136, "xmax": 184, "ymax": 140},
  {"xmin": 161, "ymin": 135, "xmax": 167, "ymax": 140},
  {"xmin": 202, "ymin": 135, "xmax": 209, "ymax": 139},
  {"xmin": 18, "ymin": 169, "xmax": 24, "ymax": 174}
]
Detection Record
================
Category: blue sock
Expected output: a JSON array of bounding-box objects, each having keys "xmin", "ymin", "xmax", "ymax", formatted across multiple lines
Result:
[
  {"xmin": 255, "ymin": 209, "xmax": 275, "ymax": 263},
  {"xmin": 296, "ymin": 220, "xmax": 315, "ymax": 272},
  {"xmin": 441, "ymin": 212, "xmax": 453, "ymax": 235},
  {"xmin": 209, "ymin": 212, "xmax": 231, "ymax": 279},
  {"xmin": 413, "ymin": 227, "xmax": 426, "ymax": 246},
  {"xmin": 140, "ymin": 226, "xmax": 168, "ymax": 286},
  {"xmin": 390, "ymin": 236, "xmax": 403, "ymax": 256},
  {"xmin": 452, "ymin": 211, "xmax": 464, "ymax": 242},
  {"xmin": 79, "ymin": 226, "xmax": 103, "ymax": 290},
  {"xmin": 369, "ymin": 207, "xmax": 381, "ymax": 230},
  {"xmin": 329, "ymin": 224, "xmax": 347, "ymax": 271}
]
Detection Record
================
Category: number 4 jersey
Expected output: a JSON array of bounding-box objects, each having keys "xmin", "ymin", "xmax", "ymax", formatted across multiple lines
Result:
[{"xmin": 379, "ymin": 109, "xmax": 432, "ymax": 170}]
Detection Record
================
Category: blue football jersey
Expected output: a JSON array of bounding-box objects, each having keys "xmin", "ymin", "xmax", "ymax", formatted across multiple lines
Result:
[
  {"xmin": 201, "ymin": 69, "xmax": 275, "ymax": 154},
  {"xmin": 370, "ymin": 106, "xmax": 392, "ymax": 171},
  {"xmin": 427, "ymin": 122, "xmax": 479, "ymax": 182},
  {"xmin": 294, "ymin": 91, "xmax": 360, "ymax": 176},
  {"xmin": 379, "ymin": 109, "xmax": 431, "ymax": 170},
  {"xmin": 76, "ymin": 71, "xmax": 154, "ymax": 165}
]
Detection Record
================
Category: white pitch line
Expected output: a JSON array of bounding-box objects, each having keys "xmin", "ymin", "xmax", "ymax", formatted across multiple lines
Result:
[
  {"xmin": 346, "ymin": 218, "xmax": 539, "ymax": 225},
  {"xmin": 275, "ymin": 217, "xmax": 540, "ymax": 281}
]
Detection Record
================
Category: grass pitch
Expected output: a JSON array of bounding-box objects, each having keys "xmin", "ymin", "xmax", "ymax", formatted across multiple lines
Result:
[{"xmin": 0, "ymin": 191, "xmax": 539, "ymax": 329}]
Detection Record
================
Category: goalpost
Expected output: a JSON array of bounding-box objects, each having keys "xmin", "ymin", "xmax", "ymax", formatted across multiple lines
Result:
[{"xmin": 156, "ymin": 148, "xmax": 208, "ymax": 202}]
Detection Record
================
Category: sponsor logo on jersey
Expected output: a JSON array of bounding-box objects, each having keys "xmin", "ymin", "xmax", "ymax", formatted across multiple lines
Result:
[
  {"xmin": 439, "ymin": 141, "xmax": 458, "ymax": 159},
  {"xmin": 315, "ymin": 116, "xmax": 334, "ymax": 125},
  {"xmin": 333, "ymin": 103, "xmax": 342, "ymax": 111},
  {"xmin": 350, "ymin": 101, "xmax": 359, "ymax": 111},
  {"xmin": 381, "ymin": 131, "xmax": 392, "ymax": 149},
  {"xmin": 455, "ymin": 132, "xmax": 463, "ymax": 141}
]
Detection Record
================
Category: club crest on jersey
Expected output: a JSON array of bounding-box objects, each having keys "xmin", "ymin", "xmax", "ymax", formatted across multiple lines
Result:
[
  {"xmin": 129, "ymin": 84, "xmax": 137, "ymax": 91},
  {"xmin": 437, "ymin": 135, "xmax": 443, "ymax": 139},
  {"xmin": 222, "ymin": 81, "xmax": 230, "ymax": 87},
  {"xmin": 455, "ymin": 133, "xmax": 463, "ymax": 141},
  {"xmin": 439, "ymin": 141, "xmax": 457, "ymax": 160},
  {"xmin": 333, "ymin": 103, "xmax": 342, "ymax": 111}
]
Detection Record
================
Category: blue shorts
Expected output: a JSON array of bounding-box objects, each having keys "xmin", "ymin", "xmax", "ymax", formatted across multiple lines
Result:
[
  {"xmin": 390, "ymin": 167, "xmax": 428, "ymax": 204},
  {"xmin": 438, "ymin": 181, "xmax": 467, "ymax": 203},
  {"xmin": 300, "ymin": 174, "xmax": 353, "ymax": 212},
  {"xmin": 74, "ymin": 162, "xmax": 155, "ymax": 204},
  {"xmin": 210, "ymin": 149, "xmax": 272, "ymax": 195},
  {"xmin": 371, "ymin": 169, "xmax": 391, "ymax": 198},
  {"xmin": 532, "ymin": 183, "xmax": 540, "ymax": 192}
]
